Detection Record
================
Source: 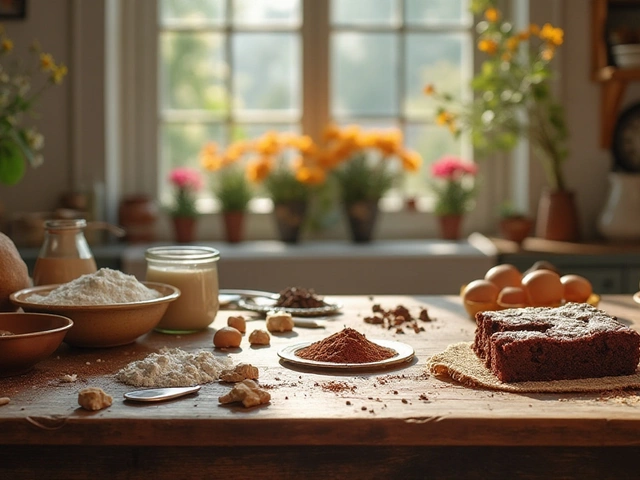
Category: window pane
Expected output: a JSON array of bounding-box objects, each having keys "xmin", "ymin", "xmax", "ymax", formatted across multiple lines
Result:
[
  {"xmin": 160, "ymin": 123, "xmax": 225, "ymax": 187},
  {"xmin": 331, "ymin": 0, "xmax": 396, "ymax": 26},
  {"xmin": 233, "ymin": 0, "xmax": 300, "ymax": 26},
  {"xmin": 405, "ymin": 0, "xmax": 470, "ymax": 26},
  {"xmin": 160, "ymin": 32, "xmax": 228, "ymax": 112},
  {"xmin": 404, "ymin": 33, "xmax": 468, "ymax": 119},
  {"xmin": 231, "ymin": 123, "xmax": 299, "ymax": 142},
  {"xmin": 331, "ymin": 33, "xmax": 398, "ymax": 117},
  {"xmin": 403, "ymin": 124, "xmax": 462, "ymax": 195},
  {"xmin": 160, "ymin": 0, "xmax": 225, "ymax": 27},
  {"xmin": 232, "ymin": 33, "xmax": 300, "ymax": 116}
]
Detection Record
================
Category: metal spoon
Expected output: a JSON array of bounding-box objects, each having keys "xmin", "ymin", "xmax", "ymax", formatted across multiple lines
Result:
[{"xmin": 123, "ymin": 385, "xmax": 201, "ymax": 402}]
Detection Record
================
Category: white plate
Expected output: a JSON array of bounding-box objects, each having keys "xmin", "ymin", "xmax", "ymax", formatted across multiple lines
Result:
[
  {"xmin": 278, "ymin": 339, "xmax": 414, "ymax": 370},
  {"xmin": 237, "ymin": 296, "xmax": 342, "ymax": 317}
]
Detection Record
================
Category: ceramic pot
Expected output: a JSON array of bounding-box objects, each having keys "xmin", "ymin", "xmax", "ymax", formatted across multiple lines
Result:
[
  {"xmin": 499, "ymin": 216, "xmax": 533, "ymax": 245},
  {"xmin": 345, "ymin": 199, "xmax": 379, "ymax": 243},
  {"xmin": 535, "ymin": 190, "xmax": 580, "ymax": 242},
  {"xmin": 273, "ymin": 201, "xmax": 307, "ymax": 244},
  {"xmin": 437, "ymin": 214, "xmax": 463, "ymax": 241},
  {"xmin": 597, "ymin": 172, "xmax": 640, "ymax": 242},
  {"xmin": 172, "ymin": 216, "xmax": 197, "ymax": 243},
  {"xmin": 222, "ymin": 211, "xmax": 245, "ymax": 243},
  {"xmin": 118, "ymin": 194, "xmax": 158, "ymax": 243}
]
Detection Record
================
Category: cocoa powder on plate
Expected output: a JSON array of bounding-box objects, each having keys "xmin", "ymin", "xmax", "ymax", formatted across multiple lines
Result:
[{"xmin": 296, "ymin": 327, "xmax": 396, "ymax": 363}]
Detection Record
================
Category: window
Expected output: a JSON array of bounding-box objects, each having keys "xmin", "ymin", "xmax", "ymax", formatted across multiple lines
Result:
[{"xmin": 156, "ymin": 0, "xmax": 473, "ymax": 210}]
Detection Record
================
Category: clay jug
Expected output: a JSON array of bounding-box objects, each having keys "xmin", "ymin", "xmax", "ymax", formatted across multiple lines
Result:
[{"xmin": 535, "ymin": 190, "xmax": 580, "ymax": 242}]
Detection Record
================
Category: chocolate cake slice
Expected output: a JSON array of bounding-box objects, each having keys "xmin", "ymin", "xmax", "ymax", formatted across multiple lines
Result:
[{"xmin": 473, "ymin": 303, "xmax": 640, "ymax": 383}]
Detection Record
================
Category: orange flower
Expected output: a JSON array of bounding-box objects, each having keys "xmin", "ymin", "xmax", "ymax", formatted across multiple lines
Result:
[
  {"xmin": 423, "ymin": 84, "xmax": 435, "ymax": 96},
  {"xmin": 484, "ymin": 8, "xmax": 500, "ymax": 23},
  {"xmin": 255, "ymin": 131, "xmax": 282, "ymax": 156},
  {"xmin": 200, "ymin": 142, "xmax": 225, "ymax": 171},
  {"xmin": 398, "ymin": 149, "xmax": 422, "ymax": 172},
  {"xmin": 540, "ymin": 23, "xmax": 564, "ymax": 46},
  {"xmin": 375, "ymin": 129, "xmax": 403, "ymax": 156},
  {"xmin": 436, "ymin": 111, "xmax": 455, "ymax": 126},
  {"xmin": 246, "ymin": 156, "xmax": 274, "ymax": 183},
  {"xmin": 506, "ymin": 36, "xmax": 520, "ymax": 52},
  {"xmin": 296, "ymin": 164, "xmax": 326, "ymax": 185},
  {"xmin": 540, "ymin": 47, "xmax": 555, "ymax": 61},
  {"xmin": 529, "ymin": 23, "xmax": 541, "ymax": 36},
  {"xmin": 322, "ymin": 123, "xmax": 341, "ymax": 142},
  {"xmin": 478, "ymin": 39, "xmax": 498, "ymax": 55}
]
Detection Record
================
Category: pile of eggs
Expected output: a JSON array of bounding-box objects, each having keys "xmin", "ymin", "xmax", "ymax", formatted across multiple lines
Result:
[{"xmin": 462, "ymin": 263, "xmax": 594, "ymax": 317}]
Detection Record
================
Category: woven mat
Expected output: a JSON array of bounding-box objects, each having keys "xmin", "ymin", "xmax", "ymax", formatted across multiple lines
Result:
[{"xmin": 426, "ymin": 342, "xmax": 640, "ymax": 393}]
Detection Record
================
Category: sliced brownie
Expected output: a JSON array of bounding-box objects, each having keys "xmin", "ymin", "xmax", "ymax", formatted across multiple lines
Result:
[{"xmin": 473, "ymin": 303, "xmax": 640, "ymax": 383}]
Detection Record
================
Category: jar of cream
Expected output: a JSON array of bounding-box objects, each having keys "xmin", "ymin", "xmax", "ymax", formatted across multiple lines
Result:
[{"xmin": 145, "ymin": 245, "xmax": 220, "ymax": 333}]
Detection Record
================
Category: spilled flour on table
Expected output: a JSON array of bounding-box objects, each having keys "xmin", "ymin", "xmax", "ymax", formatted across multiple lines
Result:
[{"xmin": 115, "ymin": 347, "xmax": 233, "ymax": 387}]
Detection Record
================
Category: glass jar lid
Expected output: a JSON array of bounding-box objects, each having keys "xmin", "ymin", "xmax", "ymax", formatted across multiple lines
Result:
[
  {"xmin": 44, "ymin": 218, "xmax": 87, "ymax": 230},
  {"xmin": 145, "ymin": 245, "xmax": 220, "ymax": 264}
]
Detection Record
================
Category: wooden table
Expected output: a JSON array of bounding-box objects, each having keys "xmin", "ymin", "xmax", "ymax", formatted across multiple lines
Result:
[{"xmin": 2, "ymin": 295, "xmax": 640, "ymax": 479}]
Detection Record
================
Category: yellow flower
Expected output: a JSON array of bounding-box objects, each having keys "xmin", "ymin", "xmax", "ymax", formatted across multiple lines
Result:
[
  {"xmin": 40, "ymin": 53, "xmax": 54, "ymax": 71},
  {"xmin": 423, "ymin": 84, "xmax": 435, "ymax": 96},
  {"xmin": 398, "ymin": 149, "xmax": 422, "ymax": 172},
  {"xmin": 478, "ymin": 39, "xmax": 498, "ymax": 55},
  {"xmin": 51, "ymin": 64, "xmax": 68, "ymax": 84},
  {"xmin": 246, "ymin": 155, "xmax": 273, "ymax": 183},
  {"xmin": 540, "ymin": 24, "xmax": 564, "ymax": 46},
  {"xmin": 255, "ymin": 131, "xmax": 281, "ymax": 156},
  {"xmin": 436, "ymin": 111, "xmax": 454, "ymax": 126},
  {"xmin": 1, "ymin": 38, "xmax": 13, "ymax": 53},
  {"xmin": 529, "ymin": 23, "xmax": 540, "ymax": 36},
  {"xmin": 375, "ymin": 129, "xmax": 403, "ymax": 155},
  {"xmin": 322, "ymin": 123, "xmax": 341, "ymax": 142},
  {"xmin": 484, "ymin": 8, "xmax": 500, "ymax": 23},
  {"xmin": 200, "ymin": 142, "xmax": 224, "ymax": 171}
]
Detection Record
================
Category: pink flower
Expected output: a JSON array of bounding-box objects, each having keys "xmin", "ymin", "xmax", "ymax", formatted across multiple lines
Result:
[
  {"xmin": 431, "ymin": 155, "xmax": 477, "ymax": 179},
  {"xmin": 168, "ymin": 167, "xmax": 203, "ymax": 191}
]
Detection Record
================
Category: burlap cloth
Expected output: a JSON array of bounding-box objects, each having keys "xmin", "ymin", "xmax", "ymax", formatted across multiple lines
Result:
[{"xmin": 427, "ymin": 342, "xmax": 640, "ymax": 393}]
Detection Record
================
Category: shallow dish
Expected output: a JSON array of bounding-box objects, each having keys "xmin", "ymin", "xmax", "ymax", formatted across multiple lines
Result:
[
  {"xmin": 0, "ymin": 312, "xmax": 73, "ymax": 377},
  {"xmin": 278, "ymin": 339, "xmax": 414, "ymax": 370},
  {"xmin": 238, "ymin": 296, "xmax": 342, "ymax": 317},
  {"xmin": 9, "ymin": 282, "xmax": 180, "ymax": 348}
]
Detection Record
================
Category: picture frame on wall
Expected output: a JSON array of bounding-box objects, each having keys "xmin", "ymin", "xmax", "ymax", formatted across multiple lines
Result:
[{"xmin": 0, "ymin": 0, "xmax": 26, "ymax": 20}]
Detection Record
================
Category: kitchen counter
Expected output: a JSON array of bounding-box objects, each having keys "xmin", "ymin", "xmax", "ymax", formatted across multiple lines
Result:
[{"xmin": 2, "ymin": 295, "xmax": 640, "ymax": 479}]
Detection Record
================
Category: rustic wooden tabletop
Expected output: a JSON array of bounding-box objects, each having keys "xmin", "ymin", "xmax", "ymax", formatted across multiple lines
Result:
[{"xmin": 2, "ymin": 294, "xmax": 640, "ymax": 479}]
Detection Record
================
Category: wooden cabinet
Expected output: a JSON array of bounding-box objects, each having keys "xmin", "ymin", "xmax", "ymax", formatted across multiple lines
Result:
[{"xmin": 591, "ymin": 0, "xmax": 640, "ymax": 148}]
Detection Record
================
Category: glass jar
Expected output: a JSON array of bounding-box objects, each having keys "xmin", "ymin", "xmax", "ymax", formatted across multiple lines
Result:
[
  {"xmin": 33, "ymin": 219, "xmax": 98, "ymax": 286},
  {"xmin": 145, "ymin": 246, "xmax": 220, "ymax": 334}
]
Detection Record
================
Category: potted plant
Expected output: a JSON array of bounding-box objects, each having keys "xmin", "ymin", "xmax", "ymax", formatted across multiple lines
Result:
[
  {"xmin": 498, "ymin": 200, "xmax": 533, "ymax": 245},
  {"xmin": 0, "ymin": 28, "xmax": 68, "ymax": 185},
  {"xmin": 429, "ymin": 155, "xmax": 478, "ymax": 240},
  {"xmin": 167, "ymin": 167, "xmax": 203, "ymax": 243},
  {"xmin": 200, "ymin": 142, "xmax": 253, "ymax": 243},
  {"xmin": 242, "ymin": 131, "xmax": 327, "ymax": 243},
  {"xmin": 426, "ymin": 0, "xmax": 578, "ymax": 242},
  {"xmin": 320, "ymin": 124, "xmax": 422, "ymax": 242}
]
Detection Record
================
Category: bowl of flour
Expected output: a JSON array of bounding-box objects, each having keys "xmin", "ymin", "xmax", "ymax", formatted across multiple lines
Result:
[{"xmin": 10, "ymin": 268, "xmax": 180, "ymax": 348}]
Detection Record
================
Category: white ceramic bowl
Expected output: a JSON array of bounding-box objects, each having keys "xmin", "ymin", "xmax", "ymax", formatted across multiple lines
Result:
[{"xmin": 9, "ymin": 282, "xmax": 180, "ymax": 348}]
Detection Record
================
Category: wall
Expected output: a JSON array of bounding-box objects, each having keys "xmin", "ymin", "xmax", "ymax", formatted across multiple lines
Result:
[{"xmin": 0, "ymin": 0, "xmax": 632, "ymax": 242}]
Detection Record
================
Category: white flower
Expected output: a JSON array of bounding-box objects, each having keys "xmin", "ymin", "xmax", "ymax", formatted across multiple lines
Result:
[
  {"xmin": 26, "ymin": 128, "xmax": 44, "ymax": 150},
  {"xmin": 31, "ymin": 154, "xmax": 44, "ymax": 167}
]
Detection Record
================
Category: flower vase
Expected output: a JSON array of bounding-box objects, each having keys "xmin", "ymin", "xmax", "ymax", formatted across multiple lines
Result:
[
  {"xmin": 273, "ymin": 201, "xmax": 307, "ymax": 244},
  {"xmin": 535, "ymin": 190, "xmax": 580, "ymax": 242},
  {"xmin": 345, "ymin": 199, "xmax": 379, "ymax": 243},
  {"xmin": 222, "ymin": 211, "xmax": 245, "ymax": 243},
  {"xmin": 172, "ymin": 216, "xmax": 197, "ymax": 243},
  {"xmin": 437, "ymin": 214, "xmax": 463, "ymax": 240},
  {"xmin": 499, "ymin": 216, "xmax": 533, "ymax": 245},
  {"xmin": 597, "ymin": 172, "xmax": 640, "ymax": 242}
]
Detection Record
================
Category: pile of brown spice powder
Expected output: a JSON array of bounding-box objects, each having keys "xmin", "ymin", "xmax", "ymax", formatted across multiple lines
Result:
[{"xmin": 296, "ymin": 328, "xmax": 397, "ymax": 363}]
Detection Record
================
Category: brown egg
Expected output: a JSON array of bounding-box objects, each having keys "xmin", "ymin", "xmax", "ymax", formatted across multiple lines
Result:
[
  {"xmin": 497, "ymin": 286, "xmax": 529, "ymax": 308},
  {"xmin": 561, "ymin": 274, "xmax": 593, "ymax": 303},
  {"xmin": 463, "ymin": 279, "xmax": 500, "ymax": 304},
  {"xmin": 485, "ymin": 264, "xmax": 523, "ymax": 290},
  {"xmin": 522, "ymin": 269, "xmax": 563, "ymax": 307}
]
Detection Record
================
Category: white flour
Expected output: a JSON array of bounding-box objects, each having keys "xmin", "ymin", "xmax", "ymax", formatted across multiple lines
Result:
[
  {"xmin": 115, "ymin": 347, "xmax": 233, "ymax": 387},
  {"xmin": 26, "ymin": 268, "xmax": 162, "ymax": 305}
]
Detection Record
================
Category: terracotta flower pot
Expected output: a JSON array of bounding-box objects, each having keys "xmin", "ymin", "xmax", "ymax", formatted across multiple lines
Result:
[
  {"xmin": 172, "ymin": 216, "xmax": 197, "ymax": 243},
  {"xmin": 222, "ymin": 211, "xmax": 245, "ymax": 243},
  {"xmin": 535, "ymin": 190, "xmax": 580, "ymax": 242},
  {"xmin": 499, "ymin": 216, "xmax": 533, "ymax": 245},
  {"xmin": 437, "ymin": 214, "xmax": 463, "ymax": 240}
]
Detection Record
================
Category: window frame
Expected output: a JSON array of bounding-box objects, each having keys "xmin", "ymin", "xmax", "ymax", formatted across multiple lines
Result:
[{"xmin": 109, "ymin": 0, "xmax": 524, "ymax": 241}]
